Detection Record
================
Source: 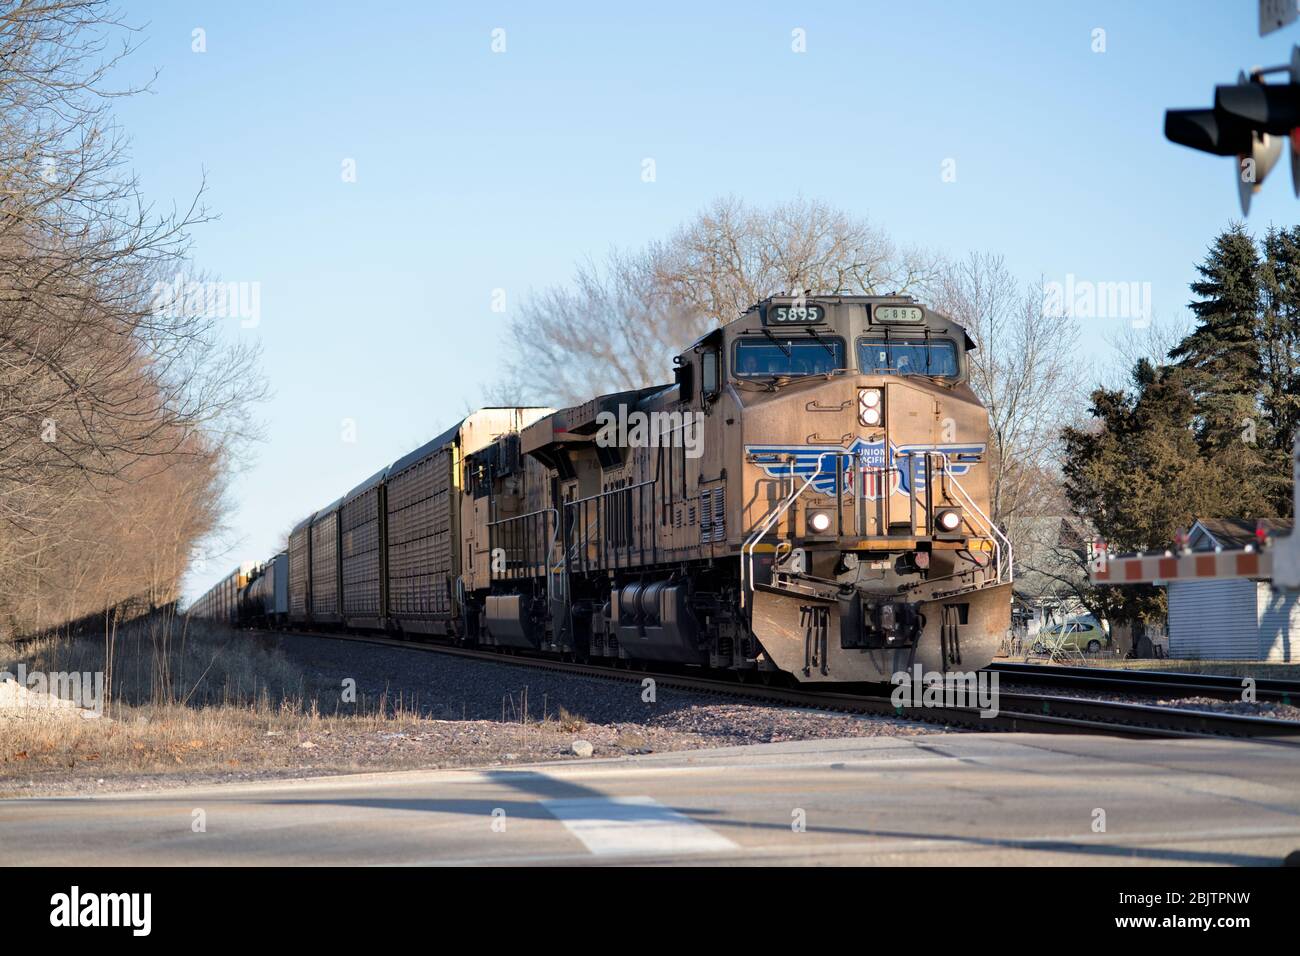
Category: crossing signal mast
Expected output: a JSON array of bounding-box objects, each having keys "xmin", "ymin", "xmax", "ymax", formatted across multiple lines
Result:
[{"xmin": 1164, "ymin": 5, "xmax": 1300, "ymax": 214}]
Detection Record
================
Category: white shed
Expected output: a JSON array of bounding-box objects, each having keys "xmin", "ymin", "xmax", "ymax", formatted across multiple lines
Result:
[{"xmin": 1165, "ymin": 518, "xmax": 1297, "ymax": 662}]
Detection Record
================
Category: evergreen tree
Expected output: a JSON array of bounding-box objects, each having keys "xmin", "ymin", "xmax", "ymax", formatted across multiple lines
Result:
[
  {"xmin": 1062, "ymin": 360, "xmax": 1272, "ymax": 625},
  {"xmin": 1170, "ymin": 225, "xmax": 1263, "ymax": 449},
  {"xmin": 1169, "ymin": 224, "xmax": 1286, "ymax": 511},
  {"xmin": 1061, "ymin": 223, "xmax": 1300, "ymax": 626},
  {"xmin": 1258, "ymin": 224, "xmax": 1300, "ymax": 515}
]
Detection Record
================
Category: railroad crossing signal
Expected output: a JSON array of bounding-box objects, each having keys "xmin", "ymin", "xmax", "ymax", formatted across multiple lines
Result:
[{"xmin": 1165, "ymin": 47, "xmax": 1300, "ymax": 213}]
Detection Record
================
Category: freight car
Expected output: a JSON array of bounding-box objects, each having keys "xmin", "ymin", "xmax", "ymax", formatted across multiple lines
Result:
[
  {"xmin": 188, "ymin": 561, "xmax": 256, "ymax": 627},
  {"xmin": 241, "ymin": 553, "xmax": 288, "ymax": 628},
  {"xmin": 191, "ymin": 295, "xmax": 1012, "ymax": 683},
  {"xmin": 281, "ymin": 409, "xmax": 553, "ymax": 635}
]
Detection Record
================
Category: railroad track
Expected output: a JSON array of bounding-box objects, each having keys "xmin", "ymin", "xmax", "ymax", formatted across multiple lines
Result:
[
  {"xmin": 251, "ymin": 628, "xmax": 1300, "ymax": 742},
  {"xmin": 988, "ymin": 660, "xmax": 1300, "ymax": 704}
]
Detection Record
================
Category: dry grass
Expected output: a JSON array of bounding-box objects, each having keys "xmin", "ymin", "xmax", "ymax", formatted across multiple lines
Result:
[
  {"xmin": 552, "ymin": 706, "xmax": 586, "ymax": 733},
  {"xmin": 1, "ymin": 703, "xmax": 434, "ymax": 778},
  {"xmin": 0, "ymin": 613, "xmax": 434, "ymax": 783},
  {"xmin": 2, "ymin": 613, "xmax": 312, "ymax": 710}
]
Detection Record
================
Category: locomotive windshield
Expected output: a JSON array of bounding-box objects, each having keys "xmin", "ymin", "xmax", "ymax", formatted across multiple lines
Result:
[
  {"xmin": 735, "ymin": 337, "xmax": 845, "ymax": 377},
  {"xmin": 857, "ymin": 337, "xmax": 959, "ymax": 377}
]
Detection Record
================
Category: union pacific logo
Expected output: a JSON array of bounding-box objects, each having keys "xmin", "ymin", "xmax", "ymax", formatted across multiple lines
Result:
[{"xmin": 745, "ymin": 438, "xmax": 985, "ymax": 500}]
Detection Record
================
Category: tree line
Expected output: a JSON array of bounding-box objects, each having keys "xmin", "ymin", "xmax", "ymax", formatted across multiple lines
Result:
[{"xmin": 0, "ymin": 2, "xmax": 262, "ymax": 637}]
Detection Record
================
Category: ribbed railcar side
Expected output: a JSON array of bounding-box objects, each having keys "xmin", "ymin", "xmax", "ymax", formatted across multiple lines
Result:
[
  {"xmin": 220, "ymin": 573, "xmax": 231, "ymax": 626},
  {"xmin": 341, "ymin": 472, "xmax": 386, "ymax": 630},
  {"xmin": 310, "ymin": 501, "xmax": 344, "ymax": 625},
  {"xmin": 288, "ymin": 516, "xmax": 313, "ymax": 624},
  {"xmin": 386, "ymin": 438, "xmax": 457, "ymax": 635}
]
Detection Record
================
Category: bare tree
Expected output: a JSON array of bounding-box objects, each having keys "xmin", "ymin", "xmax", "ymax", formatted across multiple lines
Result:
[
  {"xmin": 0, "ymin": 3, "xmax": 265, "ymax": 636},
  {"xmin": 654, "ymin": 196, "xmax": 934, "ymax": 322},
  {"xmin": 932, "ymin": 253, "xmax": 1085, "ymax": 533},
  {"xmin": 500, "ymin": 248, "xmax": 696, "ymax": 404},
  {"xmin": 1100, "ymin": 315, "xmax": 1195, "ymax": 392},
  {"xmin": 499, "ymin": 196, "xmax": 938, "ymax": 404}
]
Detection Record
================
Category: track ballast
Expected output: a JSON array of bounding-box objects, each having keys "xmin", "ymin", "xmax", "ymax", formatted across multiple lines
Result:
[{"xmin": 250, "ymin": 628, "xmax": 1300, "ymax": 742}]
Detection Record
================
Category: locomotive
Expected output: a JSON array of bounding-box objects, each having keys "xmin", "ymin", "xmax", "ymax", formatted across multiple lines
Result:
[{"xmin": 193, "ymin": 295, "xmax": 1012, "ymax": 683}]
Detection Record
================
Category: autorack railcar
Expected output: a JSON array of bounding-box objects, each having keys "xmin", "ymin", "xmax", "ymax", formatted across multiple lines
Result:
[{"xmin": 271, "ymin": 409, "xmax": 552, "ymax": 633}]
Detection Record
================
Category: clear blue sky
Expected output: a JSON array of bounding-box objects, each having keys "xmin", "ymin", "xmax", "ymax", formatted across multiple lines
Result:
[{"xmin": 109, "ymin": 1, "xmax": 1300, "ymax": 599}]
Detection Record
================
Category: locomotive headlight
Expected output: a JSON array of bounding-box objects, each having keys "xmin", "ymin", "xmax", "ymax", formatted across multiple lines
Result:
[
  {"xmin": 808, "ymin": 510, "xmax": 832, "ymax": 534},
  {"xmin": 858, "ymin": 388, "xmax": 882, "ymax": 427},
  {"xmin": 936, "ymin": 508, "xmax": 962, "ymax": 532}
]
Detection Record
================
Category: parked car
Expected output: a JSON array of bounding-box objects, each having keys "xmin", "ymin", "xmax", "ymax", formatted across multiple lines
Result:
[{"xmin": 1032, "ymin": 618, "xmax": 1110, "ymax": 654}]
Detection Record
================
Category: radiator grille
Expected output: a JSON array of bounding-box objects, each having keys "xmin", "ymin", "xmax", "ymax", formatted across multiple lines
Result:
[{"xmin": 700, "ymin": 486, "xmax": 726, "ymax": 543}]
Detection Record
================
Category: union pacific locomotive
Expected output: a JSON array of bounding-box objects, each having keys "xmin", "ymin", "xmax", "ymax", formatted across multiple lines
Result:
[{"xmin": 192, "ymin": 295, "xmax": 1012, "ymax": 683}]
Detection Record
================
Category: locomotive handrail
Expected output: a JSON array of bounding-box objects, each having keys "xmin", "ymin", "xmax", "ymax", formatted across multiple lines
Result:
[
  {"xmin": 488, "ymin": 507, "xmax": 561, "ymax": 601},
  {"xmin": 563, "ymin": 478, "xmax": 657, "ymax": 512},
  {"xmin": 931, "ymin": 457, "xmax": 1013, "ymax": 586},
  {"xmin": 741, "ymin": 449, "xmax": 848, "ymax": 613},
  {"xmin": 741, "ymin": 449, "xmax": 1012, "ymax": 612},
  {"xmin": 563, "ymin": 478, "xmax": 657, "ymax": 573}
]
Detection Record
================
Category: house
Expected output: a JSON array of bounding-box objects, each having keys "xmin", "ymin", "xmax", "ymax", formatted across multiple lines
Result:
[
  {"xmin": 1007, "ymin": 515, "xmax": 1095, "ymax": 638},
  {"xmin": 1166, "ymin": 518, "xmax": 1297, "ymax": 662}
]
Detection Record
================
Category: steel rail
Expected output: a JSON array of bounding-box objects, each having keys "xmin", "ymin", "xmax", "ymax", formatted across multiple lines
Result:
[
  {"xmin": 988, "ymin": 660, "xmax": 1300, "ymax": 704},
  {"xmin": 249, "ymin": 628, "xmax": 1300, "ymax": 742}
]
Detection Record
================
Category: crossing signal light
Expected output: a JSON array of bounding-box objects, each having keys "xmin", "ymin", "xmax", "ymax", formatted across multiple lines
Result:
[
  {"xmin": 1164, "ymin": 108, "xmax": 1252, "ymax": 156},
  {"xmin": 1165, "ymin": 50, "xmax": 1300, "ymax": 213}
]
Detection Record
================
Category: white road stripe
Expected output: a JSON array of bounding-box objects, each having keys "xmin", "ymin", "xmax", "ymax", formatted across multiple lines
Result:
[{"xmin": 542, "ymin": 796, "xmax": 737, "ymax": 857}]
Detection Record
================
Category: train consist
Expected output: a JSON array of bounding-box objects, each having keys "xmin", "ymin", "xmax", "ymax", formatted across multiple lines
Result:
[{"xmin": 192, "ymin": 295, "xmax": 1012, "ymax": 683}]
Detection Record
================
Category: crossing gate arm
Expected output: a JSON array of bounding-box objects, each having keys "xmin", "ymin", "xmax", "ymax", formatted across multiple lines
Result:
[
  {"xmin": 1089, "ymin": 547, "xmax": 1271, "ymax": 585},
  {"xmin": 1090, "ymin": 432, "xmax": 1300, "ymax": 589}
]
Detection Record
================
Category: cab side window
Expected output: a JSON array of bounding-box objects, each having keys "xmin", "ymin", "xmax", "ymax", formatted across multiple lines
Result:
[{"xmin": 701, "ymin": 348, "xmax": 720, "ymax": 397}]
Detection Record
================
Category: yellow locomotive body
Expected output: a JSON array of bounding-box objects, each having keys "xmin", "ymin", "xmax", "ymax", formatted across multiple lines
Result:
[{"xmin": 467, "ymin": 295, "xmax": 1011, "ymax": 683}]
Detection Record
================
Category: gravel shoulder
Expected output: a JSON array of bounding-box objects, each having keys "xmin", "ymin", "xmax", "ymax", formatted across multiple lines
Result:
[{"xmin": 0, "ymin": 631, "xmax": 951, "ymax": 798}]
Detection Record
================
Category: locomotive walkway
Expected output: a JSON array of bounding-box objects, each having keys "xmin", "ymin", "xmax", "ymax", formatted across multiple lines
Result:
[{"xmin": 3, "ymin": 732, "xmax": 1299, "ymax": 865}]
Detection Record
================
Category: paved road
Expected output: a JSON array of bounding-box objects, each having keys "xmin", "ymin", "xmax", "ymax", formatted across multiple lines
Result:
[{"xmin": 3, "ymin": 732, "xmax": 1299, "ymax": 865}]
